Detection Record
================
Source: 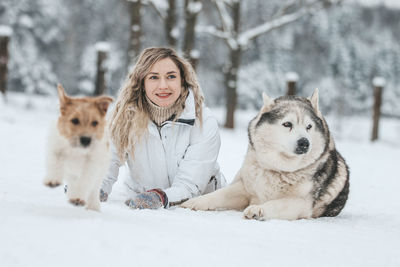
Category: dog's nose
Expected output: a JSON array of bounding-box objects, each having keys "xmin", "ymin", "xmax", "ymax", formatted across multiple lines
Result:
[
  {"xmin": 80, "ymin": 136, "xmax": 91, "ymax": 147},
  {"xmin": 295, "ymin": 137, "xmax": 310, "ymax": 154}
]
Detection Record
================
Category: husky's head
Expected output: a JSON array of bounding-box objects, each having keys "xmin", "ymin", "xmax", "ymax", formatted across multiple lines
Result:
[{"xmin": 248, "ymin": 89, "xmax": 329, "ymax": 172}]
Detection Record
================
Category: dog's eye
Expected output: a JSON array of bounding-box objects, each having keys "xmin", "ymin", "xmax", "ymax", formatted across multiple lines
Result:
[
  {"xmin": 306, "ymin": 124, "xmax": 312, "ymax": 130},
  {"xmin": 282, "ymin": 122, "xmax": 292, "ymax": 129},
  {"xmin": 91, "ymin": 121, "xmax": 98, "ymax": 127},
  {"xmin": 71, "ymin": 118, "xmax": 80, "ymax": 125}
]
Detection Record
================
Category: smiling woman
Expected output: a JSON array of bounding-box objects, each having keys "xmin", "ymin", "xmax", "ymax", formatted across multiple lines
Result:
[{"xmin": 101, "ymin": 47, "xmax": 225, "ymax": 209}]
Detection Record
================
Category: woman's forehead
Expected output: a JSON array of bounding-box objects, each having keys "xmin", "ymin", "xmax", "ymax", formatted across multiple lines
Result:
[{"xmin": 149, "ymin": 58, "xmax": 179, "ymax": 73}]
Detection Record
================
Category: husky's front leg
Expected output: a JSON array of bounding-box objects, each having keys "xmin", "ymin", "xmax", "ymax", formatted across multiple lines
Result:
[
  {"xmin": 243, "ymin": 198, "xmax": 313, "ymax": 221},
  {"xmin": 43, "ymin": 149, "xmax": 64, "ymax": 187},
  {"xmin": 181, "ymin": 181, "xmax": 249, "ymax": 211}
]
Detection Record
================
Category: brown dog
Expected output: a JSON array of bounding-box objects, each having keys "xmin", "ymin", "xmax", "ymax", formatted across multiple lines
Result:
[{"xmin": 43, "ymin": 84, "xmax": 113, "ymax": 211}]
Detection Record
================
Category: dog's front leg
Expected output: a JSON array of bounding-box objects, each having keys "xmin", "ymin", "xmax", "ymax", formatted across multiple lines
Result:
[
  {"xmin": 86, "ymin": 187, "xmax": 101, "ymax": 211},
  {"xmin": 43, "ymin": 150, "xmax": 64, "ymax": 188},
  {"xmin": 181, "ymin": 181, "xmax": 249, "ymax": 211},
  {"xmin": 243, "ymin": 198, "xmax": 313, "ymax": 221},
  {"xmin": 65, "ymin": 174, "xmax": 87, "ymax": 206}
]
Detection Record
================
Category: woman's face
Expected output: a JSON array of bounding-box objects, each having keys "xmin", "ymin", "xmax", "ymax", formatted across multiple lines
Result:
[{"xmin": 144, "ymin": 58, "xmax": 182, "ymax": 107}]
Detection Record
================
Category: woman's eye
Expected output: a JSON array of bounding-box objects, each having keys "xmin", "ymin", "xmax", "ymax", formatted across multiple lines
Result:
[
  {"xmin": 306, "ymin": 124, "xmax": 312, "ymax": 130},
  {"xmin": 282, "ymin": 122, "xmax": 292, "ymax": 129},
  {"xmin": 149, "ymin": 75, "xmax": 158, "ymax": 80},
  {"xmin": 71, "ymin": 118, "xmax": 80, "ymax": 125},
  {"xmin": 167, "ymin": 74, "xmax": 176, "ymax": 79},
  {"xmin": 91, "ymin": 121, "xmax": 98, "ymax": 127}
]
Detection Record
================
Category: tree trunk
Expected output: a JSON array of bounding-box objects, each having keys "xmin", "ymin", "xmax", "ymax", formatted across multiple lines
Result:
[
  {"xmin": 165, "ymin": 0, "xmax": 177, "ymax": 48},
  {"xmin": 224, "ymin": 47, "xmax": 241, "ymax": 129},
  {"xmin": 371, "ymin": 77, "xmax": 385, "ymax": 141},
  {"xmin": 128, "ymin": 0, "xmax": 142, "ymax": 67},
  {"xmin": 224, "ymin": 1, "xmax": 241, "ymax": 129},
  {"xmin": 0, "ymin": 34, "xmax": 10, "ymax": 97},
  {"xmin": 183, "ymin": 0, "xmax": 201, "ymax": 68},
  {"xmin": 94, "ymin": 44, "xmax": 108, "ymax": 96}
]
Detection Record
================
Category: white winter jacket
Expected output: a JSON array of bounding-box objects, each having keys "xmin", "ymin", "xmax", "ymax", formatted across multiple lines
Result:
[{"xmin": 101, "ymin": 90, "xmax": 225, "ymax": 206}]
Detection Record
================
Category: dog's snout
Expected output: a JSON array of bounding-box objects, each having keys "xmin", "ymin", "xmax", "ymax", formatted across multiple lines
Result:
[
  {"xmin": 295, "ymin": 137, "xmax": 310, "ymax": 154},
  {"xmin": 80, "ymin": 136, "xmax": 91, "ymax": 147}
]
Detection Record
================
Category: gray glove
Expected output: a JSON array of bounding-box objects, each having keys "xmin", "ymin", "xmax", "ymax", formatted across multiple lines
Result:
[
  {"xmin": 125, "ymin": 189, "xmax": 168, "ymax": 209},
  {"xmin": 100, "ymin": 189, "xmax": 108, "ymax": 202}
]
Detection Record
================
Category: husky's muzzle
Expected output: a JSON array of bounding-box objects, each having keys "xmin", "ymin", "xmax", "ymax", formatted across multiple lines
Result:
[{"xmin": 295, "ymin": 137, "xmax": 310, "ymax": 154}]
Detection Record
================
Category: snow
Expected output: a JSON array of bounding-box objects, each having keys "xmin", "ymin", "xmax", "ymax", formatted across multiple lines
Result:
[
  {"xmin": 95, "ymin": 42, "xmax": 110, "ymax": 52},
  {"xmin": 285, "ymin": 72, "xmax": 299, "ymax": 82},
  {"xmin": 372, "ymin": 77, "xmax": 386, "ymax": 87},
  {"xmin": 1, "ymin": 93, "xmax": 400, "ymax": 267},
  {"xmin": 0, "ymin": 25, "xmax": 13, "ymax": 37},
  {"xmin": 187, "ymin": 1, "xmax": 203, "ymax": 14}
]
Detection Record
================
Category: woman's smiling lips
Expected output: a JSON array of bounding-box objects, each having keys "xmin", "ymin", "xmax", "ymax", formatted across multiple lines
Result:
[{"xmin": 156, "ymin": 93, "xmax": 172, "ymax": 99}]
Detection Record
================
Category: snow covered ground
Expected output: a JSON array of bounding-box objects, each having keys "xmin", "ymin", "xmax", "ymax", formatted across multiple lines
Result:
[{"xmin": 1, "ymin": 93, "xmax": 400, "ymax": 267}]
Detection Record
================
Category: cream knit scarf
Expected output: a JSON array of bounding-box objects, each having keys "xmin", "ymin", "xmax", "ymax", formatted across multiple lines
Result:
[{"xmin": 145, "ymin": 94, "xmax": 185, "ymax": 126}]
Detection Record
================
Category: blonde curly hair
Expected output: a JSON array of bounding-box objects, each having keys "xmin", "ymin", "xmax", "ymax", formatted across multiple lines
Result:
[{"xmin": 109, "ymin": 47, "xmax": 204, "ymax": 161}]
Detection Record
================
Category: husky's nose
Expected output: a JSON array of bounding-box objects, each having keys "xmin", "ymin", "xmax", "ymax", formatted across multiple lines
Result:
[
  {"xmin": 295, "ymin": 137, "xmax": 310, "ymax": 154},
  {"xmin": 80, "ymin": 136, "xmax": 91, "ymax": 147}
]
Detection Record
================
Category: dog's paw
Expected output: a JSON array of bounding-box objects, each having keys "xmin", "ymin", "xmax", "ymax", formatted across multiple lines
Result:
[
  {"xmin": 181, "ymin": 196, "xmax": 214, "ymax": 211},
  {"xmin": 69, "ymin": 198, "xmax": 86, "ymax": 206},
  {"xmin": 243, "ymin": 205, "xmax": 265, "ymax": 221},
  {"xmin": 43, "ymin": 179, "xmax": 61, "ymax": 188},
  {"xmin": 86, "ymin": 201, "xmax": 100, "ymax": 211}
]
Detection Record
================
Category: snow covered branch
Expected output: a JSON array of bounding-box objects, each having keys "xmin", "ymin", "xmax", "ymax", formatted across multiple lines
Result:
[
  {"xmin": 146, "ymin": 0, "xmax": 169, "ymax": 20},
  {"xmin": 206, "ymin": 0, "xmax": 341, "ymax": 50}
]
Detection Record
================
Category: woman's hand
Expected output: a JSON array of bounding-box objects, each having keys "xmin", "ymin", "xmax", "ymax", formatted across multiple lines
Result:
[{"xmin": 125, "ymin": 189, "xmax": 168, "ymax": 209}]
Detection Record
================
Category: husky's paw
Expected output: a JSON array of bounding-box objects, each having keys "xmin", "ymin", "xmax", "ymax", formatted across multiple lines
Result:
[
  {"xmin": 69, "ymin": 198, "xmax": 86, "ymax": 206},
  {"xmin": 243, "ymin": 205, "xmax": 265, "ymax": 221},
  {"xmin": 43, "ymin": 179, "xmax": 62, "ymax": 188},
  {"xmin": 181, "ymin": 196, "xmax": 214, "ymax": 211}
]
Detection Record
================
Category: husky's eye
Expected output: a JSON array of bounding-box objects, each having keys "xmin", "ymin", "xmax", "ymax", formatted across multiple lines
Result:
[
  {"xmin": 71, "ymin": 118, "xmax": 80, "ymax": 125},
  {"xmin": 91, "ymin": 121, "xmax": 98, "ymax": 127},
  {"xmin": 282, "ymin": 122, "xmax": 292, "ymax": 129},
  {"xmin": 306, "ymin": 124, "xmax": 312, "ymax": 130}
]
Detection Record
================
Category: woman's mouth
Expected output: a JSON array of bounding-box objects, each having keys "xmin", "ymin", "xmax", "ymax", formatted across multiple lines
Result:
[{"xmin": 156, "ymin": 93, "xmax": 172, "ymax": 99}]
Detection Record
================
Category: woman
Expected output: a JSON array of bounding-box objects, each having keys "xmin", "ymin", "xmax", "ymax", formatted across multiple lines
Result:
[{"xmin": 100, "ymin": 47, "xmax": 225, "ymax": 209}]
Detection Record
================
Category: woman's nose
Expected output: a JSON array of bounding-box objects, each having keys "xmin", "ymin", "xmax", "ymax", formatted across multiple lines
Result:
[{"xmin": 159, "ymin": 77, "xmax": 168, "ymax": 89}]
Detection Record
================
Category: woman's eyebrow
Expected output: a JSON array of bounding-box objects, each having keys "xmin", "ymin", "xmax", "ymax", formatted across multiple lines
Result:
[{"xmin": 166, "ymin": 71, "xmax": 178, "ymax": 74}]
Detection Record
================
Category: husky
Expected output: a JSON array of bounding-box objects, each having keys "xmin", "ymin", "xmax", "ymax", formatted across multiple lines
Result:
[
  {"xmin": 182, "ymin": 89, "xmax": 349, "ymax": 220},
  {"xmin": 43, "ymin": 84, "xmax": 113, "ymax": 211}
]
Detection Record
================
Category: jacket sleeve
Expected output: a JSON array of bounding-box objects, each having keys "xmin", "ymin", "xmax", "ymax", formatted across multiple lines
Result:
[
  {"xmin": 164, "ymin": 113, "xmax": 221, "ymax": 204},
  {"xmin": 101, "ymin": 142, "xmax": 124, "ymax": 195}
]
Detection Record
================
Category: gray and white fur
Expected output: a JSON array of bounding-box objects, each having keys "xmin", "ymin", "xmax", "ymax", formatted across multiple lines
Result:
[{"xmin": 182, "ymin": 89, "xmax": 349, "ymax": 220}]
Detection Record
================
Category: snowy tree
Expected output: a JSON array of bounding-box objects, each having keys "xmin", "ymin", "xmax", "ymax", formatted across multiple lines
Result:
[{"xmin": 200, "ymin": 0, "xmax": 342, "ymax": 128}]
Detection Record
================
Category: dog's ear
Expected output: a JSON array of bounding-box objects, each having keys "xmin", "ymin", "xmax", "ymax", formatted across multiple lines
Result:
[
  {"xmin": 309, "ymin": 88, "xmax": 321, "ymax": 116},
  {"xmin": 95, "ymin": 96, "xmax": 114, "ymax": 116},
  {"xmin": 57, "ymin": 84, "xmax": 71, "ymax": 115},
  {"xmin": 261, "ymin": 92, "xmax": 274, "ymax": 113}
]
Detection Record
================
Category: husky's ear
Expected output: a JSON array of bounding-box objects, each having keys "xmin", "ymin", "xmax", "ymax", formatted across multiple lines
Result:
[
  {"xmin": 261, "ymin": 92, "xmax": 274, "ymax": 113},
  {"xmin": 309, "ymin": 88, "xmax": 321, "ymax": 116},
  {"xmin": 57, "ymin": 84, "xmax": 71, "ymax": 115},
  {"xmin": 95, "ymin": 96, "xmax": 114, "ymax": 116}
]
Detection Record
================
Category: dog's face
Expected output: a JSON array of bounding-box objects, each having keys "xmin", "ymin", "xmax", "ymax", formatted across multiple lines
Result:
[
  {"xmin": 249, "ymin": 89, "xmax": 328, "ymax": 172},
  {"xmin": 56, "ymin": 84, "xmax": 113, "ymax": 149}
]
